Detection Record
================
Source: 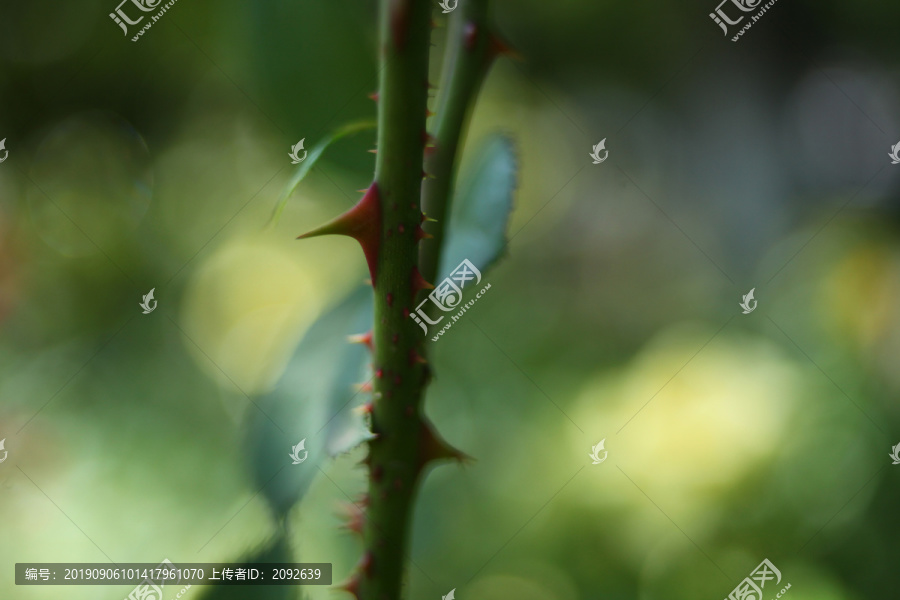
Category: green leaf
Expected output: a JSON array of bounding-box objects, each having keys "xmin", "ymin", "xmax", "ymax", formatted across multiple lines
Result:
[
  {"xmin": 245, "ymin": 286, "xmax": 373, "ymax": 519},
  {"xmin": 268, "ymin": 119, "xmax": 377, "ymax": 227},
  {"xmin": 438, "ymin": 134, "xmax": 518, "ymax": 281}
]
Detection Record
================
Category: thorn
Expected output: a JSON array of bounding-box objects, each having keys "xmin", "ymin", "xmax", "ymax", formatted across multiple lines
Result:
[
  {"xmin": 358, "ymin": 552, "xmax": 374, "ymax": 577},
  {"xmin": 368, "ymin": 91, "xmax": 379, "ymax": 102},
  {"xmin": 348, "ymin": 331, "xmax": 374, "ymax": 351},
  {"xmin": 387, "ymin": 292, "xmax": 394, "ymax": 307},
  {"xmin": 419, "ymin": 419, "xmax": 473, "ymax": 470},
  {"xmin": 355, "ymin": 382, "xmax": 374, "ymax": 393},
  {"xmin": 415, "ymin": 226, "xmax": 433, "ymax": 242},
  {"xmin": 409, "ymin": 349, "xmax": 427, "ymax": 365},
  {"xmin": 353, "ymin": 402, "xmax": 374, "ymax": 415},
  {"xmin": 367, "ymin": 148, "xmax": 378, "ymax": 154},
  {"xmin": 411, "ymin": 267, "xmax": 435, "ymax": 295},
  {"xmin": 490, "ymin": 33, "xmax": 524, "ymax": 61},
  {"xmin": 337, "ymin": 573, "xmax": 361, "ymax": 598},
  {"xmin": 339, "ymin": 503, "xmax": 365, "ymax": 537},
  {"xmin": 376, "ymin": 368, "xmax": 384, "ymax": 379},
  {"xmin": 298, "ymin": 184, "xmax": 381, "ymax": 283},
  {"xmin": 426, "ymin": 109, "xmax": 435, "ymax": 118},
  {"xmin": 398, "ymin": 224, "xmax": 406, "ymax": 234}
]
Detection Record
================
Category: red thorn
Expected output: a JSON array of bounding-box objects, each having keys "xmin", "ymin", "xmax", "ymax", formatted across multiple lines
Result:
[
  {"xmin": 387, "ymin": 292, "xmax": 394, "ymax": 307},
  {"xmin": 348, "ymin": 331, "xmax": 373, "ymax": 351},
  {"xmin": 426, "ymin": 109, "xmax": 435, "ymax": 118},
  {"xmin": 339, "ymin": 502, "xmax": 366, "ymax": 535},
  {"xmin": 421, "ymin": 131, "xmax": 437, "ymax": 147},
  {"xmin": 368, "ymin": 91, "xmax": 379, "ymax": 102},
  {"xmin": 392, "ymin": 333, "xmax": 399, "ymax": 344},
  {"xmin": 337, "ymin": 573, "xmax": 361, "ymax": 598},
  {"xmin": 298, "ymin": 184, "xmax": 381, "ymax": 283},
  {"xmin": 398, "ymin": 224, "xmax": 406, "ymax": 234},
  {"xmin": 411, "ymin": 267, "xmax": 435, "ymax": 295},
  {"xmin": 409, "ymin": 349, "xmax": 427, "ymax": 365},
  {"xmin": 340, "ymin": 505, "xmax": 365, "ymax": 537},
  {"xmin": 419, "ymin": 420, "xmax": 472, "ymax": 469},
  {"xmin": 372, "ymin": 465, "xmax": 384, "ymax": 482},
  {"xmin": 353, "ymin": 402, "xmax": 374, "ymax": 415},
  {"xmin": 489, "ymin": 33, "xmax": 523, "ymax": 61},
  {"xmin": 359, "ymin": 553, "xmax": 374, "ymax": 577},
  {"xmin": 402, "ymin": 308, "xmax": 410, "ymax": 319},
  {"xmin": 355, "ymin": 382, "xmax": 374, "ymax": 393},
  {"xmin": 376, "ymin": 368, "xmax": 384, "ymax": 379},
  {"xmin": 415, "ymin": 226, "xmax": 433, "ymax": 242},
  {"xmin": 424, "ymin": 145, "xmax": 438, "ymax": 158}
]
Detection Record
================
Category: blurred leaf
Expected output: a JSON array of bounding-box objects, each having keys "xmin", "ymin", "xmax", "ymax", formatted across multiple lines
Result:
[
  {"xmin": 438, "ymin": 134, "xmax": 518, "ymax": 281},
  {"xmin": 195, "ymin": 530, "xmax": 298, "ymax": 600},
  {"xmin": 245, "ymin": 286, "xmax": 374, "ymax": 519},
  {"xmin": 269, "ymin": 119, "xmax": 377, "ymax": 227}
]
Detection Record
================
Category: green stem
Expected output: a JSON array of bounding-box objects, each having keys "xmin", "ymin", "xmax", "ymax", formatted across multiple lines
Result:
[
  {"xmin": 362, "ymin": 0, "xmax": 434, "ymax": 598},
  {"xmin": 420, "ymin": 0, "xmax": 494, "ymax": 284}
]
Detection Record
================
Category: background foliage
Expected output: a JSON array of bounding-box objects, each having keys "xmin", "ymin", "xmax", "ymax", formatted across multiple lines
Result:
[{"xmin": 1, "ymin": 0, "xmax": 900, "ymax": 599}]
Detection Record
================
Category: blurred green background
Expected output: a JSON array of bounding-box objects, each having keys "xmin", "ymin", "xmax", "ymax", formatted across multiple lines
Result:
[{"xmin": 1, "ymin": 0, "xmax": 900, "ymax": 598}]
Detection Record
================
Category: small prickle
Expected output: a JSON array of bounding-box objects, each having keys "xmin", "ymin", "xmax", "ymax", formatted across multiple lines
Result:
[
  {"xmin": 348, "ymin": 331, "xmax": 374, "ymax": 351},
  {"xmin": 411, "ymin": 267, "xmax": 435, "ymax": 295}
]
